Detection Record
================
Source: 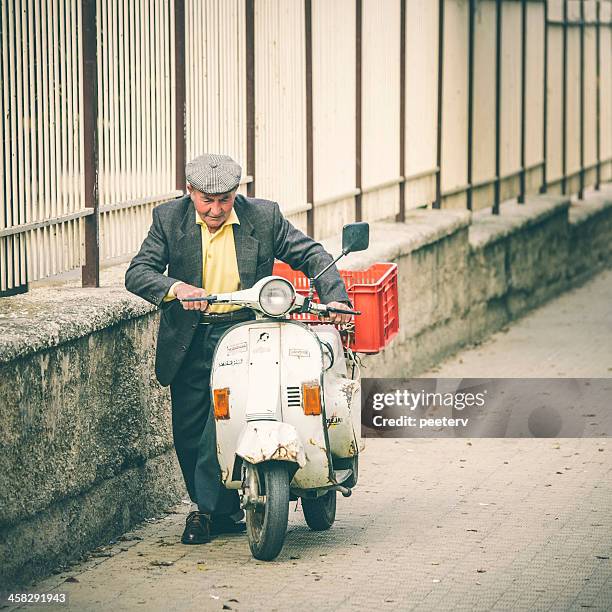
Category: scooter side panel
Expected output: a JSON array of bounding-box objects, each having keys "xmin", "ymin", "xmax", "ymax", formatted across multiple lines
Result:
[{"xmin": 313, "ymin": 326, "xmax": 364, "ymax": 458}]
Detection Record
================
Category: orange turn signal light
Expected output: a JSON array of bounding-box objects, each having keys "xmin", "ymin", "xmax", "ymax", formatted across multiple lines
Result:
[
  {"xmin": 213, "ymin": 387, "xmax": 230, "ymax": 420},
  {"xmin": 302, "ymin": 382, "xmax": 321, "ymax": 416}
]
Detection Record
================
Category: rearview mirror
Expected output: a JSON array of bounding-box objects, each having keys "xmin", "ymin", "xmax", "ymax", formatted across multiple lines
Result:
[{"xmin": 342, "ymin": 222, "xmax": 369, "ymax": 253}]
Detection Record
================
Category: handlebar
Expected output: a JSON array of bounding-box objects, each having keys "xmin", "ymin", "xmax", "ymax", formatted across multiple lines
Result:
[
  {"xmin": 180, "ymin": 296, "xmax": 218, "ymax": 303},
  {"xmin": 178, "ymin": 296, "xmax": 360, "ymax": 316}
]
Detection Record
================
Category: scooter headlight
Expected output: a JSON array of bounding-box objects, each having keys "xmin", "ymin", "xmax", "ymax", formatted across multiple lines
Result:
[{"xmin": 259, "ymin": 278, "xmax": 296, "ymax": 316}]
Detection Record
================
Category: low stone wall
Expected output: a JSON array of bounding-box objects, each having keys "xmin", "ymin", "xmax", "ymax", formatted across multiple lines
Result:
[
  {"xmin": 326, "ymin": 188, "xmax": 612, "ymax": 378},
  {"xmin": 0, "ymin": 284, "xmax": 183, "ymax": 588},
  {"xmin": 1, "ymin": 186, "xmax": 611, "ymax": 589}
]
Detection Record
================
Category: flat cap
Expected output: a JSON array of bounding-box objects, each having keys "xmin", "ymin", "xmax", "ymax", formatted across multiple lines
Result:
[{"xmin": 185, "ymin": 153, "xmax": 242, "ymax": 194}]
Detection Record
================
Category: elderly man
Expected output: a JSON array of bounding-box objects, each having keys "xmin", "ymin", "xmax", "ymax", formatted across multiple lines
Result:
[{"xmin": 125, "ymin": 153, "xmax": 351, "ymax": 545}]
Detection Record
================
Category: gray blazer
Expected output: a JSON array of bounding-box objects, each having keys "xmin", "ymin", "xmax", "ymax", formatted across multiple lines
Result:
[{"xmin": 125, "ymin": 194, "xmax": 350, "ymax": 386}]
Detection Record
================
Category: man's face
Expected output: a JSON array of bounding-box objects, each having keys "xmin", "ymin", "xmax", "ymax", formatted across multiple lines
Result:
[{"xmin": 188, "ymin": 185, "xmax": 237, "ymax": 233}]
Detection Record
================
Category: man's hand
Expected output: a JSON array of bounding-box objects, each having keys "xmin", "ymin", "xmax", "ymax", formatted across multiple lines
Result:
[
  {"xmin": 326, "ymin": 301, "xmax": 353, "ymax": 325},
  {"xmin": 174, "ymin": 283, "xmax": 210, "ymax": 311}
]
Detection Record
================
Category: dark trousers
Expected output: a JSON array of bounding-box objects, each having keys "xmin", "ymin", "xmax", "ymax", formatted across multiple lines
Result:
[{"xmin": 170, "ymin": 322, "xmax": 241, "ymax": 516}]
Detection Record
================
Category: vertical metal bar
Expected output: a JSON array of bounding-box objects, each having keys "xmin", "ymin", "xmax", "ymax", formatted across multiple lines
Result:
[
  {"xmin": 541, "ymin": 0, "xmax": 548, "ymax": 193},
  {"xmin": 397, "ymin": 0, "xmax": 406, "ymax": 222},
  {"xmin": 561, "ymin": 0, "xmax": 567, "ymax": 195},
  {"xmin": 245, "ymin": 0, "xmax": 255, "ymax": 197},
  {"xmin": 1, "ymin": 0, "xmax": 7, "ymax": 292},
  {"xmin": 466, "ymin": 0, "xmax": 475, "ymax": 211},
  {"xmin": 595, "ymin": 0, "xmax": 601, "ymax": 189},
  {"xmin": 174, "ymin": 0, "xmax": 186, "ymax": 191},
  {"xmin": 0, "ymin": 0, "xmax": 28, "ymax": 296},
  {"xmin": 493, "ymin": 0, "xmax": 502, "ymax": 215},
  {"xmin": 81, "ymin": 0, "xmax": 99, "ymax": 288},
  {"xmin": 518, "ymin": 0, "xmax": 527, "ymax": 204},
  {"xmin": 11, "ymin": 0, "xmax": 25, "ymax": 288},
  {"xmin": 579, "ymin": 0, "xmax": 585, "ymax": 199},
  {"xmin": 434, "ymin": 0, "xmax": 444, "ymax": 209},
  {"xmin": 305, "ymin": 0, "xmax": 314, "ymax": 236},
  {"xmin": 355, "ymin": 0, "xmax": 362, "ymax": 221}
]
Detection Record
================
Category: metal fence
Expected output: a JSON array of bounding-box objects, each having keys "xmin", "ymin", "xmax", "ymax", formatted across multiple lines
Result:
[{"xmin": 1, "ymin": 0, "xmax": 611, "ymax": 295}]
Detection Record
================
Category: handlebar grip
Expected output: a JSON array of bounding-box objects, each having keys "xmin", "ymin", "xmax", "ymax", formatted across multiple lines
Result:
[
  {"xmin": 325, "ymin": 306, "xmax": 361, "ymax": 316},
  {"xmin": 179, "ymin": 295, "xmax": 218, "ymax": 303}
]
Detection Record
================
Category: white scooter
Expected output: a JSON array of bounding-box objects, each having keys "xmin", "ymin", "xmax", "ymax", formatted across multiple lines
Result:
[{"xmin": 187, "ymin": 223, "xmax": 369, "ymax": 560}]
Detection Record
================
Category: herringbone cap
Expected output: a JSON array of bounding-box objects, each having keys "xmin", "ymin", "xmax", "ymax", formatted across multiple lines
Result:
[{"xmin": 185, "ymin": 153, "xmax": 242, "ymax": 194}]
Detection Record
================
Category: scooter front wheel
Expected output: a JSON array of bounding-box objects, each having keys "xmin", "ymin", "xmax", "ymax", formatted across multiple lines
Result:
[{"xmin": 244, "ymin": 462, "xmax": 290, "ymax": 561}]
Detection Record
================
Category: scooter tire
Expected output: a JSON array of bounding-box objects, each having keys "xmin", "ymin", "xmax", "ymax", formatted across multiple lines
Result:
[
  {"xmin": 302, "ymin": 490, "xmax": 336, "ymax": 531},
  {"xmin": 245, "ymin": 462, "xmax": 290, "ymax": 561}
]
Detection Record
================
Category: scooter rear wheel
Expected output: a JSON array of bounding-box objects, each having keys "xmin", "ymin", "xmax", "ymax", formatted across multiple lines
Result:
[
  {"xmin": 302, "ymin": 490, "xmax": 337, "ymax": 531},
  {"xmin": 245, "ymin": 462, "xmax": 290, "ymax": 561}
]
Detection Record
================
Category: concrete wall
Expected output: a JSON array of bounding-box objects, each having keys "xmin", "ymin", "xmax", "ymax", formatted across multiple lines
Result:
[
  {"xmin": 340, "ymin": 189, "xmax": 612, "ymax": 379},
  {"xmin": 1, "ymin": 187, "xmax": 612, "ymax": 589}
]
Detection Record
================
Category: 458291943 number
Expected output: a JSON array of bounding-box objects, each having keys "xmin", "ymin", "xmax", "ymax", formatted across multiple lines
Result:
[{"xmin": 3, "ymin": 592, "xmax": 68, "ymax": 605}]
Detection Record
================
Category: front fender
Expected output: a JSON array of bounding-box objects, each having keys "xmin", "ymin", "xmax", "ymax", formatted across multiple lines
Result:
[{"xmin": 236, "ymin": 421, "xmax": 307, "ymax": 468}]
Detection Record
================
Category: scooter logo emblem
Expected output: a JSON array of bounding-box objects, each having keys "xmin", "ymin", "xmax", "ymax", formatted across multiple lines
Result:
[{"xmin": 253, "ymin": 331, "xmax": 272, "ymax": 353}]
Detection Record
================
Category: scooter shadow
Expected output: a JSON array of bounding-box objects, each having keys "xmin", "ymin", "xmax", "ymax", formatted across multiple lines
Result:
[{"xmin": 271, "ymin": 519, "xmax": 359, "ymax": 560}]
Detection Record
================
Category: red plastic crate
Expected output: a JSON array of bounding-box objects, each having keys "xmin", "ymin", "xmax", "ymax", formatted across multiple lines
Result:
[{"xmin": 272, "ymin": 261, "xmax": 399, "ymax": 353}]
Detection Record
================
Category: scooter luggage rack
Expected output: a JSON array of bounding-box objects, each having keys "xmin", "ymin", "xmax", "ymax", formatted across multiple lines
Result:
[{"xmin": 272, "ymin": 261, "xmax": 399, "ymax": 354}]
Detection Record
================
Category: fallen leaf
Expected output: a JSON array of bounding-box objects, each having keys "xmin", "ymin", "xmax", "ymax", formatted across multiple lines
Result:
[
  {"xmin": 149, "ymin": 560, "xmax": 173, "ymax": 567},
  {"xmin": 118, "ymin": 534, "xmax": 143, "ymax": 542}
]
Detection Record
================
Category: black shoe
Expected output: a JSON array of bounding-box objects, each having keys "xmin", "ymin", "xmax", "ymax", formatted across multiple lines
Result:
[
  {"xmin": 181, "ymin": 511, "xmax": 211, "ymax": 545},
  {"xmin": 209, "ymin": 514, "xmax": 247, "ymax": 536}
]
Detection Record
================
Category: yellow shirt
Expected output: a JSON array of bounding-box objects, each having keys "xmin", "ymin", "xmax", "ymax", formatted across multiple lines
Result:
[{"xmin": 164, "ymin": 207, "xmax": 242, "ymax": 313}]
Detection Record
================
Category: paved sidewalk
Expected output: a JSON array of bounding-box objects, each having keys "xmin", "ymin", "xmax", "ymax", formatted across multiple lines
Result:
[{"xmin": 5, "ymin": 270, "xmax": 612, "ymax": 612}]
